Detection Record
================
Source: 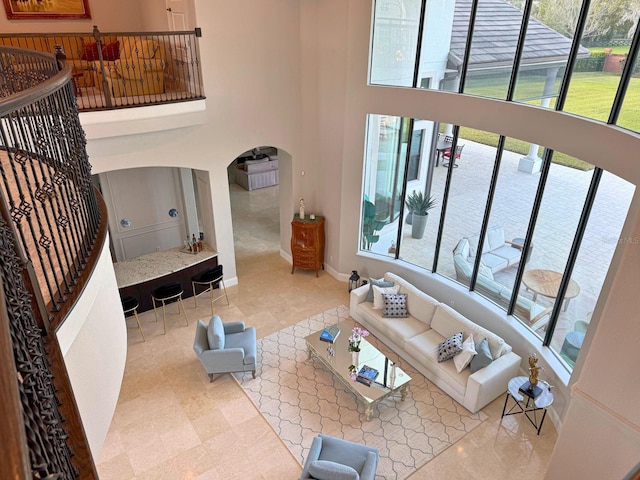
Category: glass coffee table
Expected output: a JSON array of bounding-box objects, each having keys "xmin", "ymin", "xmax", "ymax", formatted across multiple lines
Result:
[{"xmin": 305, "ymin": 320, "xmax": 411, "ymax": 420}]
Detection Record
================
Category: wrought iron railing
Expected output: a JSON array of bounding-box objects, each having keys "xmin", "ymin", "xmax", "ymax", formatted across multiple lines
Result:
[
  {"xmin": 0, "ymin": 26, "xmax": 205, "ymax": 111},
  {"xmin": 0, "ymin": 46, "xmax": 102, "ymax": 478}
]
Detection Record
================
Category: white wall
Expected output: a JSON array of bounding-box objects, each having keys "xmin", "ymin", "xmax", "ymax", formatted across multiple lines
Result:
[
  {"xmin": 99, "ymin": 167, "xmax": 187, "ymax": 260},
  {"xmin": 57, "ymin": 236, "xmax": 127, "ymax": 457}
]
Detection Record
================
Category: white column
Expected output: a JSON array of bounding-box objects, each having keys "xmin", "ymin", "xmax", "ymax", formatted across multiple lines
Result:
[{"xmin": 518, "ymin": 67, "xmax": 559, "ymax": 173}]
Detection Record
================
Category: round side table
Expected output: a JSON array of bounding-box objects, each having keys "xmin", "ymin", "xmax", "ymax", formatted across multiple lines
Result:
[{"xmin": 501, "ymin": 375, "xmax": 553, "ymax": 434}]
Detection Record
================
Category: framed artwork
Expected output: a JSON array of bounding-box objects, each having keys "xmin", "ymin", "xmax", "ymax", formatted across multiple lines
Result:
[{"xmin": 3, "ymin": 0, "xmax": 91, "ymax": 20}]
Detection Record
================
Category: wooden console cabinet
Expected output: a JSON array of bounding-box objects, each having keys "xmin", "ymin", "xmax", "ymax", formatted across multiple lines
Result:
[{"xmin": 291, "ymin": 214, "xmax": 325, "ymax": 277}]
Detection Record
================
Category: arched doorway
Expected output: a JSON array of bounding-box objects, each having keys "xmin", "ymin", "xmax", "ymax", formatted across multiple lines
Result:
[{"xmin": 227, "ymin": 146, "xmax": 281, "ymax": 262}]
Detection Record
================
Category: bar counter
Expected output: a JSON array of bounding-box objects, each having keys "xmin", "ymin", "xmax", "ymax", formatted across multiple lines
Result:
[{"xmin": 114, "ymin": 245, "xmax": 219, "ymax": 312}]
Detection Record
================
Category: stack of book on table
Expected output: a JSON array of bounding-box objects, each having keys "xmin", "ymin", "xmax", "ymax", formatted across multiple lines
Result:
[
  {"xmin": 319, "ymin": 326, "xmax": 340, "ymax": 343},
  {"xmin": 519, "ymin": 380, "xmax": 543, "ymax": 399},
  {"xmin": 356, "ymin": 365, "xmax": 379, "ymax": 386}
]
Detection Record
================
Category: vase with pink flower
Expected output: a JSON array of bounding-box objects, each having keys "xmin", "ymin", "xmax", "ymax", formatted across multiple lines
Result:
[{"xmin": 347, "ymin": 326, "xmax": 369, "ymax": 379}]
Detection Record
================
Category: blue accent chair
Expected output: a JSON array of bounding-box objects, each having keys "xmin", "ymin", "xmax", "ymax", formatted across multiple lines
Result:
[
  {"xmin": 300, "ymin": 434, "xmax": 379, "ymax": 480},
  {"xmin": 193, "ymin": 315, "xmax": 257, "ymax": 382}
]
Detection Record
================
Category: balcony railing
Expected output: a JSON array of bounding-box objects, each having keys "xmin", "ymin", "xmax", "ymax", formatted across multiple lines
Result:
[
  {"xmin": 1, "ymin": 46, "xmax": 103, "ymax": 478},
  {"xmin": 0, "ymin": 26, "xmax": 205, "ymax": 111}
]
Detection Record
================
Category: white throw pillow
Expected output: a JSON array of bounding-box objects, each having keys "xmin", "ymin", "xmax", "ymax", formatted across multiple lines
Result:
[
  {"xmin": 372, "ymin": 284, "xmax": 400, "ymax": 309},
  {"xmin": 453, "ymin": 334, "xmax": 476, "ymax": 373}
]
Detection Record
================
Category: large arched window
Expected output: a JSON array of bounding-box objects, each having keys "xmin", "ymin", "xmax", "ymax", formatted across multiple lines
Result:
[{"xmin": 361, "ymin": 0, "xmax": 639, "ymax": 371}]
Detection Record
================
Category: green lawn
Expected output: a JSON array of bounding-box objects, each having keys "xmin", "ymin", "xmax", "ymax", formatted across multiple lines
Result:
[
  {"xmin": 459, "ymin": 72, "xmax": 640, "ymax": 170},
  {"xmin": 589, "ymin": 46, "xmax": 630, "ymax": 55}
]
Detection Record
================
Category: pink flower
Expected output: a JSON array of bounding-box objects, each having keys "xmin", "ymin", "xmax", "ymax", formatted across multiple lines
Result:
[{"xmin": 348, "ymin": 326, "xmax": 369, "ymax": 352}]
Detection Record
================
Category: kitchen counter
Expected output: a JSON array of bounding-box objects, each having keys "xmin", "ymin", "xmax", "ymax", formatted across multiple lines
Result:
[{"xmin": 114, "ymin": 245, "xmax": 219, "ymax": 312}]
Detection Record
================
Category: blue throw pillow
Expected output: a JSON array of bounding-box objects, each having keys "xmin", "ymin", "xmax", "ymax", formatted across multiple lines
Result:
[
  {"xmin": 366, "ymin": 277, "xmax": 394, "ymax": 303},
  {"xmin": 470, "ymin": 337, "xmax": 493, "ymax": 373},
  {"xmin": 308, "ymin": 460, "xmax": 359, "ymax": 480},
  {"xmin": 207, "ymin": 315, "xmax": 225, "ymax": 350}
]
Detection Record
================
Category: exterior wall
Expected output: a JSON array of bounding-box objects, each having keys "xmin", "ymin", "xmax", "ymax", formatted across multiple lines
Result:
[
  {"xmin": 56, "ymin": 236, "xmax": 127, "ymax": 457},
  {"xmin": 603, "ymin": 51, "xmax": 626, "ymax": 74}
]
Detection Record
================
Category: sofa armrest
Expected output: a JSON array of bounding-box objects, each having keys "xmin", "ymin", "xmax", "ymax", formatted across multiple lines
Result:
[
  {"xmin": 198, "ymin": 348, "xmax": 245, "ymax": 372},
  {"xmin": 349, "ymin": 284, "xmax": 369, "ymax": 318},
  {"xmin": 300, "ymin": 435, "xmax": 323, "ymax": 479},
  {"xmin": 360, "ymin": 451, "xmax": 379, "ymax": 480},
  {"xmin": 223, "ymin": 321, "xmax": 246, "ymax": 334},
  {"xmin": 464, "ymin": 351, "xmax": 520, "ymax": 413}
]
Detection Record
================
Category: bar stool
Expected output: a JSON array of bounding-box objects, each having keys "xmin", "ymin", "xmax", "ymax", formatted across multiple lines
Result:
[
  {"xmin": 151, "ymin": 282, "xmax": 189, "ymax": 334},
  {"xmin": 121, "ymin": 295, "xmax": 145, "ymax": 341},
  {"xmin": 191, "ymin": 264, "xmax": 229, "ymax": 315}
]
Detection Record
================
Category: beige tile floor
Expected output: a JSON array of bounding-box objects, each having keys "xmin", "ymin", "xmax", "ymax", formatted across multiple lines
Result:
[{"xmin": 97, "ymin": 183, "xmax": 558, "ymax": 479}]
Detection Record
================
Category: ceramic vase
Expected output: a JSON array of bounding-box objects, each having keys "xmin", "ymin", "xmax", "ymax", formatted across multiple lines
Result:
[{"xmin": 351, "ymin": 351, "xmax": 359, "ymax": 368}]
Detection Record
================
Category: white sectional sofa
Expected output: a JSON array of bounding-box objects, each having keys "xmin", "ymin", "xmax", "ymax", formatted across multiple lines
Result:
[{"xmin": 349, "ymin": 272, "xmax": 520, "ymax": 413}]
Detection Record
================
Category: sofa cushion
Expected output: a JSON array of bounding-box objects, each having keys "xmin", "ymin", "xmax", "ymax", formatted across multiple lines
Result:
[
  {"xmin": 372, "ymin": 284, "xmax": 399, "ymax": 310},
  {"xmin": 134, "ymin": 39, "xmax": 159, "ymax": 59},
  {"xmin": 80, "ymin": 42, "xmax": 100, "ymax": 61},
  {"xmin": 481, "ymin": 252, "xmax": 508, "ymax": 274},
  {"xmin": 478, "ymin": 261, "xmax": 494, "ymax": 280},
  {"xmin": 453, "ymin": 334, "xmax": 476, "ymax": 373},
  {"xmin": 485, "ymin": 225, "xmax": 505, "ymax": 251},
  {"xmin": 207, "ymin": 315, "xmax": 225, "ymax": 350},
  {"xmin": 430, "ymin": 304, "xmax": 505, "ymax": 360},
  {"xmin": 357, "ymin": 302, "xmax": 428, "ymax": 346},
  {"xmin": 491, "ymin": 245, "xmax": 521, "ymax": 266},
  {"xmin": 366, "ymin": 277, "xmax": 394, "ymax": 303},
  {"xmin": 308, "ymin": 460, "xmax": 359, "ymax": 480},
  {"xmin": 470, "ymin": 337, "xmax": 493, "ymax": 373},
  {"xmin": 466, "ymin": 233, "xmax": 487, "ymax": 259},
  {"xmin": 382, "ymin": 293, "xmax": 408, "ymax": 318},
  {"xmin": 101, "ymin": 40, "xmax": 120, "ymax": 61},
  {"xmin": 438, "ymin": 332, "xmax": 463, "ymax": 362},
  {"xmin": 405, "ymin": 330, "xmax": 469, "ymax": 395},
  {"xmin": 384, "ymin": 272, "xmax": 440, "ymax": 326}
]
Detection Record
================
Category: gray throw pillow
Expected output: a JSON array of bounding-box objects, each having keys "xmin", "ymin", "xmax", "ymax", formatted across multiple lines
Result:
[
  {"xmin": 437, "ymin": 332, "xmax": 463, "ymax": 362},
  {"xmin": 207, "ymin": 315, "xmax": 225, "ymax": 350},
  {"xmin": 470, "ymin": 337, "xmax": 493, "ymax": 373},
  {"xmin": 308, "ymin": 460, "xmax": 359, "ymax": 480},
  {"xmin": 366, "ymin": 277, "xmax": 394, "ymax": 303},
  {"xmin": 382, "ymin": 293, "xmax": 409, "ymax": 318}
]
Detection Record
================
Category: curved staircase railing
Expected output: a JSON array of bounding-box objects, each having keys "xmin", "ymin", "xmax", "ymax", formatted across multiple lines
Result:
[{"xmin": 0, "ymin": 46, "xmax": 104, "ymax": 479}]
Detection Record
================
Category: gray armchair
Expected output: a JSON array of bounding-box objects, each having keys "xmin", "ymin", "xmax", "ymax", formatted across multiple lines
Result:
[
  {"xmin": 300, "ymin": 434, "xmax": 379, "ymax": 480},
  {"xmin": 193, "ymin": 315, "xmax": 257, "ymax": 381}
]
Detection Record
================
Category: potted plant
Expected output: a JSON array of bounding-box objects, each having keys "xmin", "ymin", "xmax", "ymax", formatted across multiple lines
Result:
[
  {"xmin": 405, "ymin": 190, "xmax": 436, "ymax": 239},
  {"xmin": 361, "ymin": 198, "xmax": 387, "ymax": 250}
]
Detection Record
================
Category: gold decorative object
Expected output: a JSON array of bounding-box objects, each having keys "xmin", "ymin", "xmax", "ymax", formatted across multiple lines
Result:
[{"xmin": 528, "ymin": 353, "xmax": 541, "ymax": 389}]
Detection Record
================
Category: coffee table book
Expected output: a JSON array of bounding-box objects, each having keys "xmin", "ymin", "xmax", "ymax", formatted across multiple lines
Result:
[
  {"xmin": 519, "ymin": 381, "xmax": 543, "ymax": 399},
  {"xmin": 356, "ymin": 365, "xmax": 379, "ymax": 386},
  {"xmin": 319, "ymin": 326, "xmax": 340, "ymax": 343}
]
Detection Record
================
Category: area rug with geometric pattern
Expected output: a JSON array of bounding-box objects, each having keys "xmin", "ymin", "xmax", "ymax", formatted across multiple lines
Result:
[{"xmin": 233, "ymin": 305, "xmax": 488, "ymax": 479}]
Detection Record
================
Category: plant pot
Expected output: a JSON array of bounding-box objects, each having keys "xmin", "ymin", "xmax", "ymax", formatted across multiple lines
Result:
[
  {"xmin": 411, "ymin": 213, "xmax": 428, "ymax": 239},
  {"xmin": 405, "ymin": 212, "xmax": 413, "ymax": 225}
]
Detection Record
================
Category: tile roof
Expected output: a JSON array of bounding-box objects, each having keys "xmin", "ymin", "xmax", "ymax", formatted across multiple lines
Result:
[{"xmin": 450, "ymin": 0, "xmax": 590, "ymax": 69}]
